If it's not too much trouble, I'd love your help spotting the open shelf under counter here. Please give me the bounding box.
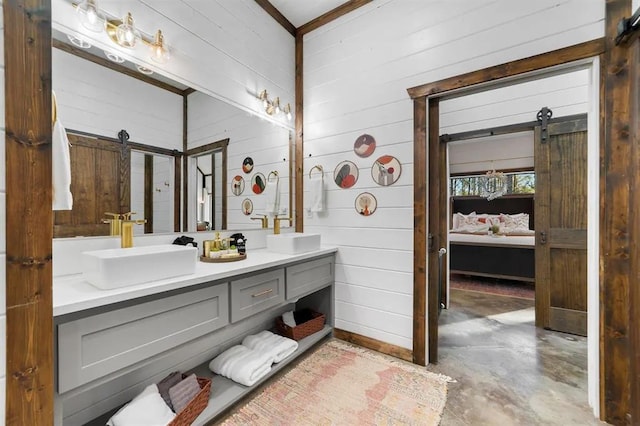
[190,325,333,425]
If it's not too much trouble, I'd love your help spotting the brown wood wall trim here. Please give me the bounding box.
[253,0,296,36]
[630,36,640,426]
[144,155,154,234]
[412,97,427,366]
[426,98,440,364]
[53,39,186,96]
[183,94,188,232]
[4,0,54,424]
[294,33,304,232]
[297,0,373,35]
[334,329,413,362]
[407,38,605,99]
[601,0,633,423]
[174,156,181,232]
[184,138,229,156]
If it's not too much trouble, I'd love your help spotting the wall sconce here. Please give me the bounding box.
[257,90,292,121]
[73,0,172,70]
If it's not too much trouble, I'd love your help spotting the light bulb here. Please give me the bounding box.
[115,12,140,48]
[76,0,105,32]
[274,97,281,114]
[149,30,171,64]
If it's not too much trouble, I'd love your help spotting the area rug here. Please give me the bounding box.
[218,339,451,425]
[450,273,535,299]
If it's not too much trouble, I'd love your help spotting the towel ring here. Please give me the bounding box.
[309,164,324,179]
[268,171,279,182]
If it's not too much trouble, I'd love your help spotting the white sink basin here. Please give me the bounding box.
[266,233,321,254]
[82,245,198,290]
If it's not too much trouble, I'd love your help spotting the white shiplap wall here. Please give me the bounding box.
[187,91,291,231]
[0,1,6,420]
[52,0,295,131]
[303,0,604,350]
[53,49,182,150]
[446,68,590,174]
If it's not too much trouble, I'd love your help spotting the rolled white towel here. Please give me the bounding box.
[242,330,299,363]
[209,345,274,387]
[107,384,175,426]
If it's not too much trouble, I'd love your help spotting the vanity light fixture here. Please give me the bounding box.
[256,90,293,121]
[73,1,173,63]
[75,0,105,32]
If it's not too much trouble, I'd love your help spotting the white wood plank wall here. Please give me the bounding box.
[153,156,173,233]
[52,0,295,129]
[634,0,639,14]
[303,0,604,350]
[187,92,291,231]
[446,68,589,174]
[53,49,182,150]
[0,0,5,418]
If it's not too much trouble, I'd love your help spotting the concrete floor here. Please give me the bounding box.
[428,288,606,425]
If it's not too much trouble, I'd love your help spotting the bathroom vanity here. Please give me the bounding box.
[53,248,337,425]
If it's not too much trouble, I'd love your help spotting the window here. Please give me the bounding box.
[450,171,535,197]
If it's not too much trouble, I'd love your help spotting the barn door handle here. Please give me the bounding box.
[540,231,547,245]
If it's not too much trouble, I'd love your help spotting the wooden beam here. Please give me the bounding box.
[174,155,181,232]
[294,33,304,232]
[407,39,606,99]
[412,97,427,366]
[297,0,373,36]
[184,138,229,157]
[4,0,54,424]
[253,0,296,36]
[601,0,633,423]
[52,38,186,96]
[630,35,640,426]
[183,94,189,232]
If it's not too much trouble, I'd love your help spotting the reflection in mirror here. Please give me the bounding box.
[52,26,293,237]
[192,149,224,231]
[130,151,175,234]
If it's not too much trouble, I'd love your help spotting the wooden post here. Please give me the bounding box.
[4,0,54,424]
[601,0,633,423]
[294,32,304,232]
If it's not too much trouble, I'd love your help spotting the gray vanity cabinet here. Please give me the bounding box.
[57,284,229,393]
[286,256,334,300]
[230,268,285,323]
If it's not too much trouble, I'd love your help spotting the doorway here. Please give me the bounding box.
[410,54,602,415]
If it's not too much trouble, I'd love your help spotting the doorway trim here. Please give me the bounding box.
[407,38,606,416]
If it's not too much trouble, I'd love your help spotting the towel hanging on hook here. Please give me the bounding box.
[52,90,74,210]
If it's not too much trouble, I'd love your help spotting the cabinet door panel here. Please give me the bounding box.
[58,285,229,393]
[230,269,285,323]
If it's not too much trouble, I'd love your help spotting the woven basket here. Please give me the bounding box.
[276,309,325,341]
[168,376,212,426]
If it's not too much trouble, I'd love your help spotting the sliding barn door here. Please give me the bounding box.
[53,134,129,237]
[534,115,588,336]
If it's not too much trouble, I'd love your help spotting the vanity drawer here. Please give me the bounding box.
[57,284,229,393]
[230,269,285,323]
[286,256,334,300]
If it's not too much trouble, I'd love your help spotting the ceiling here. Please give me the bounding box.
[268,0,349,27]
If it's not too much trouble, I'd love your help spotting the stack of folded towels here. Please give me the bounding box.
[107,372,202,426]
[209,330,298,386]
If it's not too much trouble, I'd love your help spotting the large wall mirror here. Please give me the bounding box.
[51,27,292,237]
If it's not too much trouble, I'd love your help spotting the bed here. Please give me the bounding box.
[449,195,535,283]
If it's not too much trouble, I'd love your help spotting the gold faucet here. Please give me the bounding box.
[103,212,122,236]
[273,216,292,235]
[120,219,147,248]
[251,215,269,229]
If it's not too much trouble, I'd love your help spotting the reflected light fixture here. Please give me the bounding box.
[256,90,292,121]
[104,51,125,63]
[150,30,171,64]
[76,0,105,32]
[115,12,140,48]
[136,65,154,75]
[67,34,92,49]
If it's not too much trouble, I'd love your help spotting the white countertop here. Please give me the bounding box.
[53,247,337,317]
